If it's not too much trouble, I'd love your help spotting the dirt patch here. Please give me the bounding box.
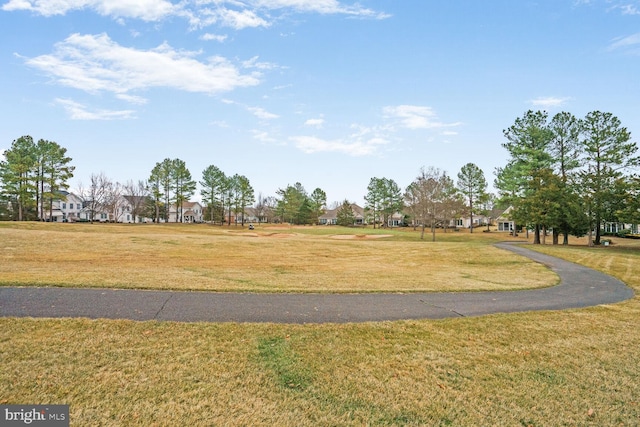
[330,234,392,240]
[263,233,298,238]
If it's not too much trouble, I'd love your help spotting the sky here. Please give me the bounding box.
[1,0,639,206]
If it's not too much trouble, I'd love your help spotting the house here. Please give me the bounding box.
[495,206,515,232]
[40,191,84,222]
[168,201,203,223]
[602,222,640,235]
[386,212,405,227]
[236,207,271,224]
[451,213,490,229]
[319,204,366,226]
[106,196,154,223]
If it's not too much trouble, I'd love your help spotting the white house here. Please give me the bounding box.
[168,201,203,223]
[495,206,515,232]
[41,191,84,222]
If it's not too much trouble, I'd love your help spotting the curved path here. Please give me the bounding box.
[0,243,634,323]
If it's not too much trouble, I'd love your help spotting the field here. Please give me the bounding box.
[1,223,639,426]
[0,222,556,292]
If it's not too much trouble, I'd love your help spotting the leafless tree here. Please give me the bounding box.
[76,172,110,223]
[103,180,125,222]
[124,180,150,223]
[405,167,460,241]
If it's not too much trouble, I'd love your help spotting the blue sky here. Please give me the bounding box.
[1,0,639,206]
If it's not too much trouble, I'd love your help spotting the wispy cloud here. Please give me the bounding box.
[115,94,148,105]
[304,117,325,128]
[55,98,135,120]
[574,0,640,15]
[618,4,640,14]
[529,96,572,109]
[200,33,228,42]
[248,106,279,120]
[2,0,390,27]
[23,33,261,96]
[2,0,176,20]
[290,135,387,156]
[383,105,462,130]
[252,130,279,143]
[291,122,390,156]
[249,0,391,19]
[608,32,640,54]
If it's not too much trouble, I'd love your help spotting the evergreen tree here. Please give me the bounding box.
[579,111,639,245]
[200,164,227,223]
[232,174,255,226]
[171,159,196,223]
[501,110,554,243]
[0,136,38,220]
[336,200,356,226]
[309,188,327,225]
[364,177,385,228]
[39,140,74,221]
[456,163,487,232]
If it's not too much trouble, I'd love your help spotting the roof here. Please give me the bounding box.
[319,203,365,220]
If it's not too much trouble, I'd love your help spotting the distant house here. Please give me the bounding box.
[495,206,515,232]
[120,196,153,223]
[451,213,490,229]
[168,201,203,223]
[108,196,154,223]
[237,207,270,224]
[319,204,366,226]
[40,191,84,222]
[387,212,405,227]
[603,222,640,235]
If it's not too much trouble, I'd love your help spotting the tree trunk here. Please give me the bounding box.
[420,224,425,240]
[594,217,602,245]
[552,229,559,245]
[533,224,541,244]
[563,232,569,245]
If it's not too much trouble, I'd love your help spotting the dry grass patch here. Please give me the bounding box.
[0,222,553,292]
[2,301,639,425]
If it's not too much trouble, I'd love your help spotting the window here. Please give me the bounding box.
[62,203,66,209]
[69,203,74,209]
[498,222,513,232]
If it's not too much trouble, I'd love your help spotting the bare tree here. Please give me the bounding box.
[103,180,125,222]
[77,172,110,223]
[406,167,458,241]
[255,192,276,223]
[123,180,150,223]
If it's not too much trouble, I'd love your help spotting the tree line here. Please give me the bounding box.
[495,110,639,245]
[2,109,638,245]
[0,136,74,221]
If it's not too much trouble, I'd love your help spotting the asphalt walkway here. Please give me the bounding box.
[0,243,634,323]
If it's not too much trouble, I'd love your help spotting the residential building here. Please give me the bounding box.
[40,191,84,222]
[168,201,203,223]
[319,204,366,226]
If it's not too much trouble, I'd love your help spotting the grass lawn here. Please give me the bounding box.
[1,223,639,425]
[0,222,555,292]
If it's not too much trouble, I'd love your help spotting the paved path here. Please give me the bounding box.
[0,243,634,323]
